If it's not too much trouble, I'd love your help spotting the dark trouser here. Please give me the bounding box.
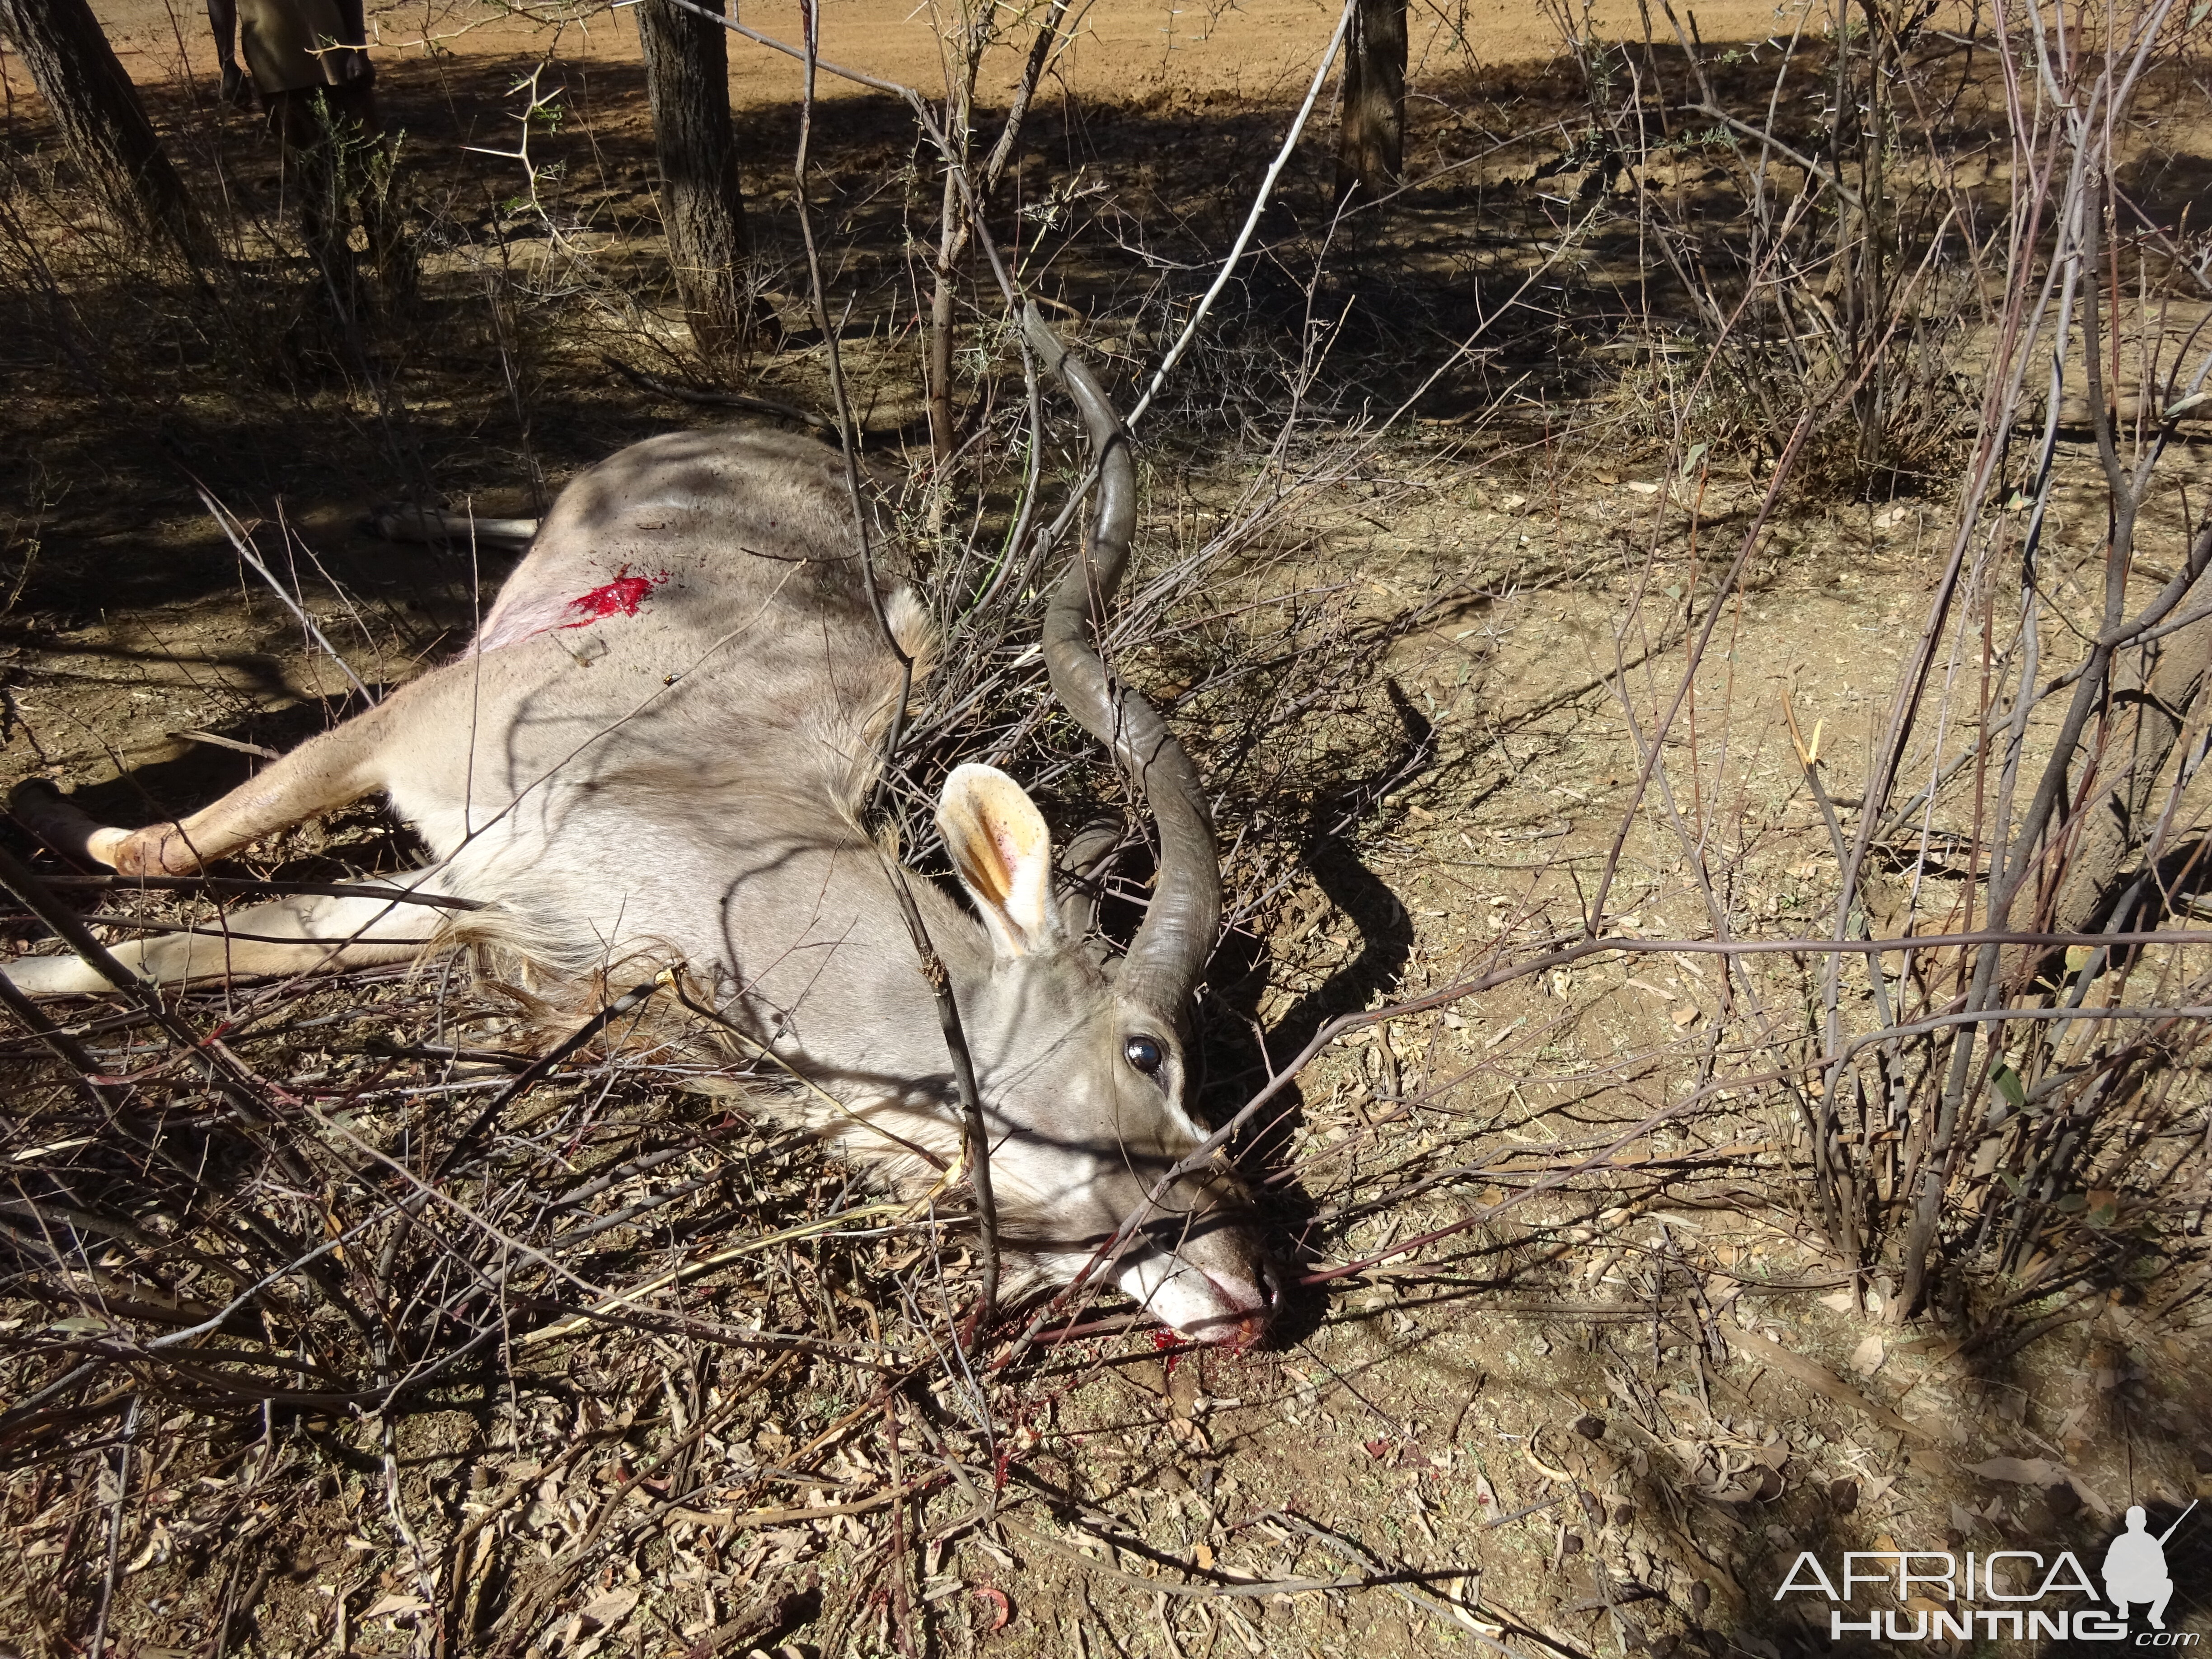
[264,76,413,313]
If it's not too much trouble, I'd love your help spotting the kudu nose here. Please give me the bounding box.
[1231,1254,1285,1348]
[1124,1193,1279,1347]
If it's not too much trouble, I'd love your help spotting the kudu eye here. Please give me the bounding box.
[1123,1035,1166,1077]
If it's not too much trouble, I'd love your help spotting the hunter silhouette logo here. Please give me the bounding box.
[2106,1504,2193,1632]
[1774,1499,2199,1643]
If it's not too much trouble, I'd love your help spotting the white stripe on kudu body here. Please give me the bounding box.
[5,320,1277,1345]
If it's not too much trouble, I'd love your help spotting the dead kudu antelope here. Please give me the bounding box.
[3,317,1279,1345]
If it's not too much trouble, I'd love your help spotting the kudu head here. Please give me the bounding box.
[909,311,1277,1345]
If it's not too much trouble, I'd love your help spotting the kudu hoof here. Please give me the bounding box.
[9,779,108,865]
[8,781,182,875]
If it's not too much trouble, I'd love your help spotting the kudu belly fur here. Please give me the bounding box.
[4,319,1277,1345]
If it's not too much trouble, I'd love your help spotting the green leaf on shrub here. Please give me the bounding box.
[1989,1063,2026,1109]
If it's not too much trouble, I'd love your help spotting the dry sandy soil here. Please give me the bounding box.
[76,0,1828,105]
[3,3,2212,1659]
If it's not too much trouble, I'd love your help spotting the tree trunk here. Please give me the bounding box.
[2046,618,2212,938]
[1334,0,1406,207]
[925,61,975,480]
[926,162,962,477]
[0,0,206,258]
[636,0,750,365]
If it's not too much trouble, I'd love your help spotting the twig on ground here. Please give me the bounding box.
[84,1394,140,1659]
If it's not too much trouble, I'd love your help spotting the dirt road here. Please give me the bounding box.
[75,0,1825,110]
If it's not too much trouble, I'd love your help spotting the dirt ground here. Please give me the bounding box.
[4,3,2212,1658]
[74,0,1833,108]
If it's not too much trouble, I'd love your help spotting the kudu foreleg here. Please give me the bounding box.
[11,704,397,877]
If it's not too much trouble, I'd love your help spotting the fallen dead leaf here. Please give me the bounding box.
[1849,1334,1885,1376]
[972,1586,1011,1633]
[1970,1456,2111,1518]
[2068,1475,2116,1518]
[1968,1456,2067,1486]
[581,1587,641,1628]
[1523,1433,1574,1482]
[1721,1327,1946,1456]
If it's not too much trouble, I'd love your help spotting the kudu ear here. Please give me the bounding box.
[937,764,1061,959]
